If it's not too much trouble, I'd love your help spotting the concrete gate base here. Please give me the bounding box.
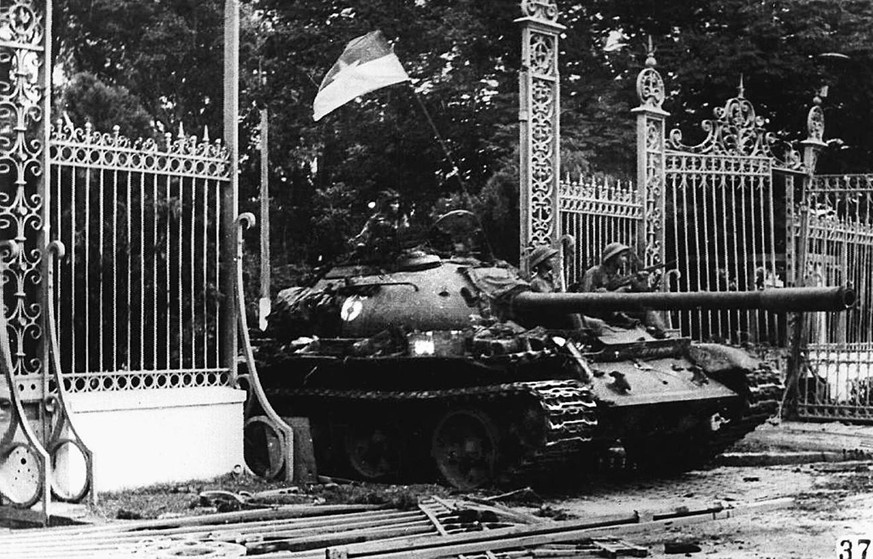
[64,387,246,492]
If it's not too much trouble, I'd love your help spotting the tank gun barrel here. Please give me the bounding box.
[511,286,855,316]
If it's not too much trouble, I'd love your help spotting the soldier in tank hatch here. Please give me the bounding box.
[350,188,410,261]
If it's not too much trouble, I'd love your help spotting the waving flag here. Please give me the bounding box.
[313,30,410,121]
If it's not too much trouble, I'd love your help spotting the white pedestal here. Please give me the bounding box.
[65,387,246,492]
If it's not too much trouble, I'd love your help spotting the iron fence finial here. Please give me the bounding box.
[645,36,656,67]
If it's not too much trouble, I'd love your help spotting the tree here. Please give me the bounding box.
[56,72,155,138]
[53,0,230,133]
[50,0,873,274]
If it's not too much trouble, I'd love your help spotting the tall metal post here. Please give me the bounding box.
[259,109,270,330]
[631,44,669,270]
[40,0,54,443]
[785,95,827,416]
[517,0,564,277]
[222,0,240,379]
[38,0,54,521]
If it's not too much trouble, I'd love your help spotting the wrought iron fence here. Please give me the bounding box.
[558,174,641,287]
[629,49,817,345]
[797,174,873,420]
[48,121,232,392]
[662,151,789,344]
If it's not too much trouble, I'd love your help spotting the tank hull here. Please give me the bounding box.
[255,338,777,487]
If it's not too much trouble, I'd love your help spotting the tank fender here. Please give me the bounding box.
[687,343,761,375]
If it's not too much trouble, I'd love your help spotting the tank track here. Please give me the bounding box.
[266,379,599,475]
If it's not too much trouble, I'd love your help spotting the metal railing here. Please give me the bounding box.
[797,174,873,421]
[663,152,784,344]
[48,121,232,392]
[558,174,641,287]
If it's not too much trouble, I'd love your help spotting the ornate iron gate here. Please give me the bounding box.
[795,174,873,421]
[48,123,231,390]
[0,0,269,522]
[0,0,98,522]
[559,175,641,287]
[0,0,53,520]
[630,52,824,346]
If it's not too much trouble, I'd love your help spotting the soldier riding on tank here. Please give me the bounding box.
[349,188,410,262]
[527,245,559,293]
[580,242,669,338]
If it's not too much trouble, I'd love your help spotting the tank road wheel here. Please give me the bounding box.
[431,409,500,490]
[344,421,402,481]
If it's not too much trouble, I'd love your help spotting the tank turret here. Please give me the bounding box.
[268,257,853,340]
[253,214,852,490]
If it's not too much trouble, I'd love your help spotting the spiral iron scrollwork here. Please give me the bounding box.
[529,74,557,246]
[636,67,665,110]
[667,85,804,170]
[521,0,558,21]
[530,34,556,76]
[0,0,46,379]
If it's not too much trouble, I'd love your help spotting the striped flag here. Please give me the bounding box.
[313,30,411,122]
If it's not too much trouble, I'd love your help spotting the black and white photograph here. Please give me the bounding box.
[1,1,872,557]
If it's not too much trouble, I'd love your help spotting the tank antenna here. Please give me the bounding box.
[407,83,464,183]
[406,83,496,259]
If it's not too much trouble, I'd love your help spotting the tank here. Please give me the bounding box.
[254,213,854,489]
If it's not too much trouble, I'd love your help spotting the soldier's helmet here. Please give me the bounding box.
[529,245,558,270]
[602,242,630,264]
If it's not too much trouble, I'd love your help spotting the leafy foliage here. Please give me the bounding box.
[50,0,873,281]
[57,72,156,139]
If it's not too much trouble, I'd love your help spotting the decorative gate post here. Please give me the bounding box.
[0,0,52,521]
[791,94,826,289]
[784,94,826,416]
[631,44,668,269]
[517,0,564,276]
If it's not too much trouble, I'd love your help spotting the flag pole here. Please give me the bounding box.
[405,83,495,258]
[407,83,463,181]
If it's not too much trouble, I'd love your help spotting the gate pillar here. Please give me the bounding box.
[631,46,669,269]
[517,0,564,276]
[785,95,827,415]
[0,0,94,523]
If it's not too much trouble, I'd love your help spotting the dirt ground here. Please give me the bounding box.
[64,418,873,557]
[80,459,873,558]
[513,462,873,559]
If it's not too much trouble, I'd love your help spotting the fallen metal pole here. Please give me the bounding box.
[322,498,794,559]
[245,520,435,555]
[0,503,388,541]
[0,510,425,554]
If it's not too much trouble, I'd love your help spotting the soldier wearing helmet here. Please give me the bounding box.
[580,242,632,293]
[527,245,559,293]
[350,189,409,261]
[580,242,668,337]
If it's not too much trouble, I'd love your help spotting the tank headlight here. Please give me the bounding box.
[410,333,436,356]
